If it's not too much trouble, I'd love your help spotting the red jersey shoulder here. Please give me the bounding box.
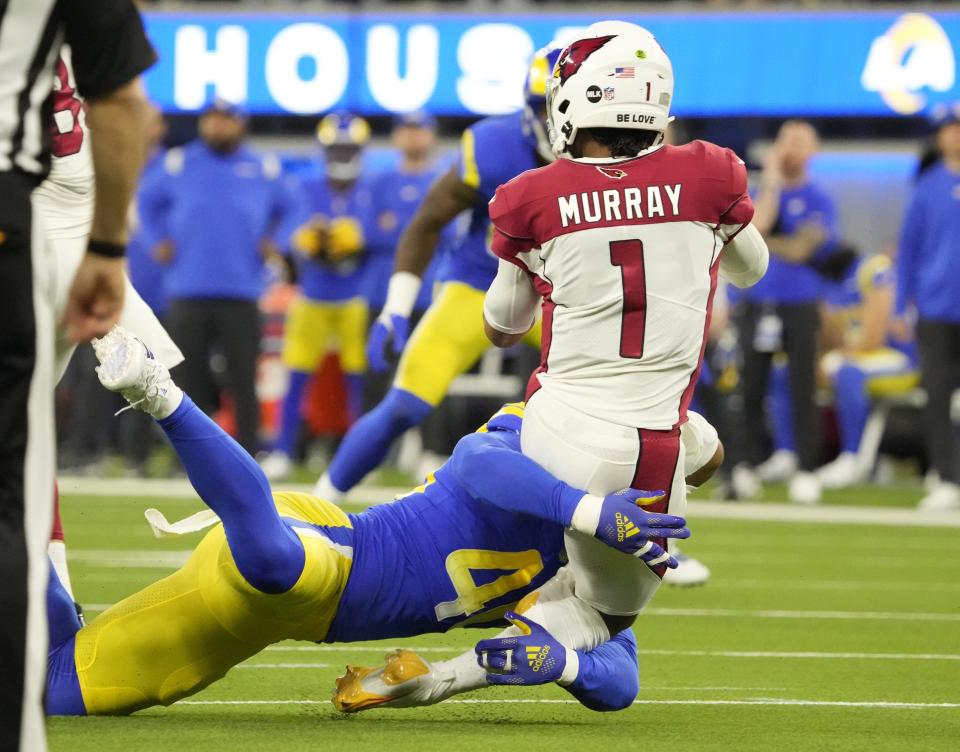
[667,140,746,181]
[490,162,565,238]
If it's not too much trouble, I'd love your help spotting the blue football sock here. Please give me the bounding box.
[159,395,304,593]
[834,364,870,455]
[46,559,81,651]
[276,369,311,457]
[326,388,432,492]
[344,373,365,425]
[45,561,85,716]
[768,363,796,452]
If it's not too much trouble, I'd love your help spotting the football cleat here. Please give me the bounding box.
[756,449,798,483]
[259,450,293,482]
[92,326,182,419]
[788,471,822,505]
[918,481,960,512]
[661,549,711,587]
[333,649,448,713]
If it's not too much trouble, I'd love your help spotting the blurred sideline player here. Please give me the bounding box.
[260,114,374,480]
[313,46,562,500]
[764,249,918,488]
[479,22,767,634]
[44,327,716,716]
[33,51,183,601]
[361,112,451,411]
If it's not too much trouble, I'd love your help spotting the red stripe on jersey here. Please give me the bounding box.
[676,257,721,427]
[609,239,647,359]
[631,427,682,580]
[51,479,64,542]
[525,276,555,400]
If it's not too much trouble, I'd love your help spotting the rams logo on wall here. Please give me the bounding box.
[861,13,956,115]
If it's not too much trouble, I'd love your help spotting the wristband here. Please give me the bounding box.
[87,240,126,259]
[381,271,421,318]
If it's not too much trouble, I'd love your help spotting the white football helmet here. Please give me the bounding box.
[547,20,674,158]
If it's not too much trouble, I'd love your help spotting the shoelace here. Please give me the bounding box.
[113,363,167,416]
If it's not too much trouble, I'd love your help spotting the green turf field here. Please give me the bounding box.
[48,491,960,751]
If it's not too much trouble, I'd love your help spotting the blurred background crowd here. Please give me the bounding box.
[55,1,960,513]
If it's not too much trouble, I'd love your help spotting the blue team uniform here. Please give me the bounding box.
[896,162,960,322]
[323,111,545,493]
[293,175,375,303]
[128,150,170,317]
[138,141,298,302]
[364,164,448,312]
[441,110,540,291]
[45,401,638,715]
[745,181,839,304]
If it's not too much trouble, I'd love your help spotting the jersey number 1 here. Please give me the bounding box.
[610,239,647,359]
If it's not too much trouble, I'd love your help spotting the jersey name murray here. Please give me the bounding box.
[558,183,682,228]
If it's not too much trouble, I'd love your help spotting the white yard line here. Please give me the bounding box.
[176,698,960,709]
[57,476,960,528]
[81,604,960,622]
[644,607,960,622]
[256,645,960,662]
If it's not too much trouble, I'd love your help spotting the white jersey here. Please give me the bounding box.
[31,50,182,375]
[490,140,754,430]
[33,49,94,239]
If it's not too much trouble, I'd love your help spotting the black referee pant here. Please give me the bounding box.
[0,172,56,749]
[735,300,821,472]
[168,297,262,456]
[916,319,960,485]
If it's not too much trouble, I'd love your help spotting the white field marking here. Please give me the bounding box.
[634,649,960,661]
[235,663,330,670]
[58,476,960,528]
[716,579,960,593]
[83,605,960,622]
[69,549,190,568]
[262,645,960,662]
[644,607,960,622]
[176,698,960,709]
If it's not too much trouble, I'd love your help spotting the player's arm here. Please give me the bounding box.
[682,411,724,487]
[895,191,923,316]
[449,430,687,563]
[719,223,769,288]
[483,259,539,347]
[765,223,826,264]
[60,0,156,342]
[367,167,479,370]
[851,264,895,352]
[475,611,639,712]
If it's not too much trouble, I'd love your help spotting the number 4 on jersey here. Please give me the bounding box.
[609,239,647,359]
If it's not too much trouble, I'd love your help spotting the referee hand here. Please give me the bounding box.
[64,253,126,343]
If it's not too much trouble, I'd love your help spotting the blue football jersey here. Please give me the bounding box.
[440,111,541,291]
[324,429,565,643]
[293,176,376,302]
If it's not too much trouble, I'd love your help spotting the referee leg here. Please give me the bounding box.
[916,319,960,484]
[0,174,55,749]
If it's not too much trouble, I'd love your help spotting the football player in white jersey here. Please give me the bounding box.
[480,21,769,632]
[32,49,182,597]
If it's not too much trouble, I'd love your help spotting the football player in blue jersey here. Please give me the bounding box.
[314,45,563,501]
[261,113,377,480]
[44,327,708,717]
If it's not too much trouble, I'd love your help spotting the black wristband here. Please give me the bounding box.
[87,240,126,259]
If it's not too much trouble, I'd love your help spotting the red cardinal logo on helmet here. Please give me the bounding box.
[555,35,617,85]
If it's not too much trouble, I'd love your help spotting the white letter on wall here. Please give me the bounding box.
[174,25,248,109]
[265,23,349,114]
[456,24,534,114]
[367,24,439,112]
